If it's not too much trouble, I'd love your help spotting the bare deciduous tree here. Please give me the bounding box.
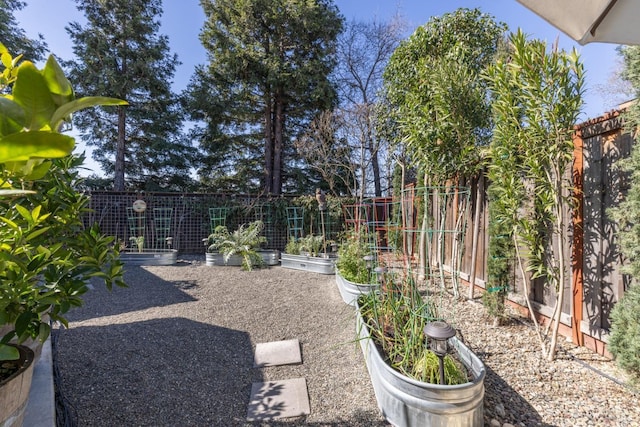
[294,110,357,196]
[334,16,405,198]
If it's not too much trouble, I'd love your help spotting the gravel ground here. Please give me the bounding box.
[53,256,640,427]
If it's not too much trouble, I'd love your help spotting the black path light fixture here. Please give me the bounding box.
[424,320,456,385]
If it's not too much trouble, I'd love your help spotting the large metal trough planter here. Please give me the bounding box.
[356,310,486,427]
[206,250,280,267]
[280,253,335,275]
[335,270,379,306]
[119,249,178,266]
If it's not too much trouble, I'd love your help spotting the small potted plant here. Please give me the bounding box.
[0,45,127,426]
[205,220,274,270]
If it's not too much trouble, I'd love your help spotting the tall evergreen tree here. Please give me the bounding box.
[0,0,47,62]
[185,0,343,195]
[65,0,194,191]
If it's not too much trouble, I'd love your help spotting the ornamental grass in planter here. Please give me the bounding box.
[356,273,485,426]
[357,276,468,384]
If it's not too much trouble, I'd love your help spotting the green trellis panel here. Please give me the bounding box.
[126,207,145,238]
[154,208,173,250]
[286,207,304,240]
[209,207,228,232]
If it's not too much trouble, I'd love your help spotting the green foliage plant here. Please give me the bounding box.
[129,236,144,253]
[206,220,267,271]
[336,229,374,284]
[484,29,584,361]
[483,182,515,324]
[357,274,468,385]
[0,44,126,193]
[607,45,640,380]
[0,155,126,361]
[298,234,325,257]
[382,8,506,290]
[383,8,506,185]
[0,47,127,361]
[284,236,301,255]
[608,284,640,382]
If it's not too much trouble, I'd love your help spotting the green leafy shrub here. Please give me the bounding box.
[0,46,126,361]
[0,156,126,360]
[483,183,514,323]
[609,284,640,381]
[336,230,373,283]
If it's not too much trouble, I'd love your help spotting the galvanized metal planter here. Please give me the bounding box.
[205,250,280,267]
[356,310,486,427]
[280,253,335,275]
[335,271,379,306]
[119,249,178,266]
[259,250,280,266]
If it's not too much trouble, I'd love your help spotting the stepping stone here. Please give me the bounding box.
[246,378,310,421]
[253,339,301,367]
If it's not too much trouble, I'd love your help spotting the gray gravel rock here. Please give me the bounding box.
[53,257,640,426]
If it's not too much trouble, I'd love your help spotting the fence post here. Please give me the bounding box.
[572,125,584,346]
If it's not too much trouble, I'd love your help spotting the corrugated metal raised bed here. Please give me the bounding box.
[205,250,280,267]
[280,253,335,275]
[119,249,178,266]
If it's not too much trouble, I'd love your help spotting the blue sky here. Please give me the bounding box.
[14,0,626,173]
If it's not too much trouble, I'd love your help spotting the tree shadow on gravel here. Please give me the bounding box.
[244,411,392,426]
[54,317,258,426]
[483,364,552,427]
[68,265,198,322]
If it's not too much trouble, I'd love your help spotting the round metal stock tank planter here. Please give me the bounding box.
[0,344,35,427]
[258,250,280,266]
[206,252,241,266]
[120,249,178,266]
[335,270,379,306]
[280,253,335,275]
[356,311,485,427]
[206,250,280,267]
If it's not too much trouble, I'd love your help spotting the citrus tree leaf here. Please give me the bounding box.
[11,61,56,131]
[50,97,128,131]
[0,131,74,162]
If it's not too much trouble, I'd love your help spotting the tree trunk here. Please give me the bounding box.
[370,147,382,197]
[114,106,126,191]
[418,172,429,281]
[469,174,484,300]
[264,94,274,194]
[547,166,567,361]
[272,89,284,195]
